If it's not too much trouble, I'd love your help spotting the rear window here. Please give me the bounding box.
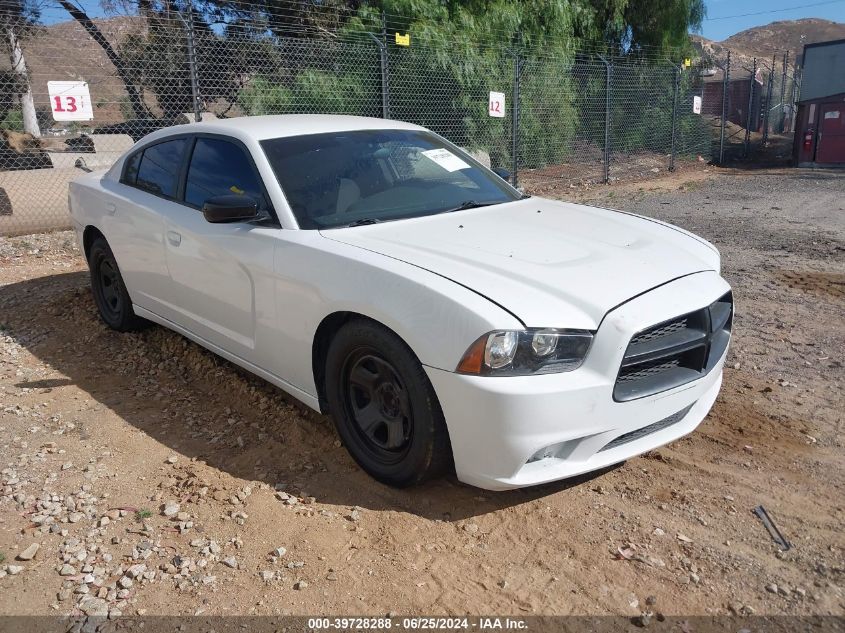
[134,138,187,198]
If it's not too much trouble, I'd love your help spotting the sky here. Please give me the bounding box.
[38,0,845,43]
[700,0,845,40]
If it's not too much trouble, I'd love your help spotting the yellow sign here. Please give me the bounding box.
[684,58,691,67]
[395,32,410,47]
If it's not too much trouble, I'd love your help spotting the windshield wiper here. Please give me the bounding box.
[440,200,497,214]
[345,218,381,227]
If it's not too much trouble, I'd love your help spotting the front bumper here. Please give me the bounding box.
[426,271,731,490]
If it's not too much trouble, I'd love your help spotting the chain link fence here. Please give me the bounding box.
[0,0,792,236]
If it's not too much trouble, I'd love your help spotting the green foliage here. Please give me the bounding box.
[239,71,376,116]
[1,109,24,133]
[134,508,152,521]
[0,551,5,564]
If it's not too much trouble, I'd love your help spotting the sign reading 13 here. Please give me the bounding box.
[47,81,94,121]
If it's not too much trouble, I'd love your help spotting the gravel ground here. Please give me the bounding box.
[0,167,843,618]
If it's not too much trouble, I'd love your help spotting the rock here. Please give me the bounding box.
[6,565,23,575]
[126,564,146,579]
[166,455,178,464]
[463,523,479,534]
[766,583,778,594]
[118,576,133,589]
[652,528,665,536]
[162,501,180,517]
[676,533,693,543]
[645,596,657,606]
[294,580,308,590]
[98,517,110,527]
[634,611,654,627]
[79,597,109,617]
[259,571,276,582]
[221,557,238,569]
[16,543,40,561]
[272,547,287,558]
[59,564,76,576]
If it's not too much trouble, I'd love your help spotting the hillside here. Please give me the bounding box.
[692,18,845,68]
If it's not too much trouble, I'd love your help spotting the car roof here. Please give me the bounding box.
[152,114,427,142]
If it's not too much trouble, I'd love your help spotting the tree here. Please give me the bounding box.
[1,0,40,136]
[57,0,151,118]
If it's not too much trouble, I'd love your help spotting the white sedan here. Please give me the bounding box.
[69,115,732,490]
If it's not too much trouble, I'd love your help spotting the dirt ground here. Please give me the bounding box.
[0,166,843,619]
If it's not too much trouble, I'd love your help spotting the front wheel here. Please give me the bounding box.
[88,237,148,332]
[325,320,452,487]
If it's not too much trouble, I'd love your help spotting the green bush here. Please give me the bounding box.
[1,109,24,133]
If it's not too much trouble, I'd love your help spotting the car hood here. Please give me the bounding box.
[321,197,719,329]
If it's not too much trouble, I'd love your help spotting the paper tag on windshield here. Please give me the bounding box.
[421,148,470,172]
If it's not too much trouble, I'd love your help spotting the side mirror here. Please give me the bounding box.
[492,167,511,182]
[202,195,259,223]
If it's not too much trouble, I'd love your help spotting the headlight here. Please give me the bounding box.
[457,329,594,376]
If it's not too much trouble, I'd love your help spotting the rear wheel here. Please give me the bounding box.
[325,320,452,487]
[88,237,148,332]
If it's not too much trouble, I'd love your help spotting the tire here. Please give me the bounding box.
[325,319,452,487]
[88,237,148,332]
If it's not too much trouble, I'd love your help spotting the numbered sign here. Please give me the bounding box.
[48,81,94,121]
[693,95,702,115]
[488,91,505,118]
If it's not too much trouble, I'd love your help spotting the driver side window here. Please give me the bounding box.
[185,137,266,209]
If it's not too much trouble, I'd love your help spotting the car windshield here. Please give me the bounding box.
[260,129,520,229]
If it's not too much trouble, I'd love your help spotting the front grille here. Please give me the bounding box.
[599,404,695,452]
[613,292,732,401]
[630,318,688,345]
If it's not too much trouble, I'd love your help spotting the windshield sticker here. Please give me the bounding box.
[421,148,470,172]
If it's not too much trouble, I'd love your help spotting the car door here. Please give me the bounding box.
[102,136,189,315]
[157,134,279,365]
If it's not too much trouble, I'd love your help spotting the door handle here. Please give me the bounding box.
[105,203,116,216]
[166,230,182,247]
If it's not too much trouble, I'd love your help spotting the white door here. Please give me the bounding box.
[158,136,278,364]
[103,137,189,314]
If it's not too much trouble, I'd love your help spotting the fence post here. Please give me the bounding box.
[787,65,798,133]
[719,51,730,165]
[743,57,756,157]
[669,62,680,171]
[779,51,788,133]
[761,54,775,146]
[184,5,201,123]
[598,55,611,183]
[367,29,390,119]
[511,49,521,189]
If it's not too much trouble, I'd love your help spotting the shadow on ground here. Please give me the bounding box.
[0,271,618,522]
